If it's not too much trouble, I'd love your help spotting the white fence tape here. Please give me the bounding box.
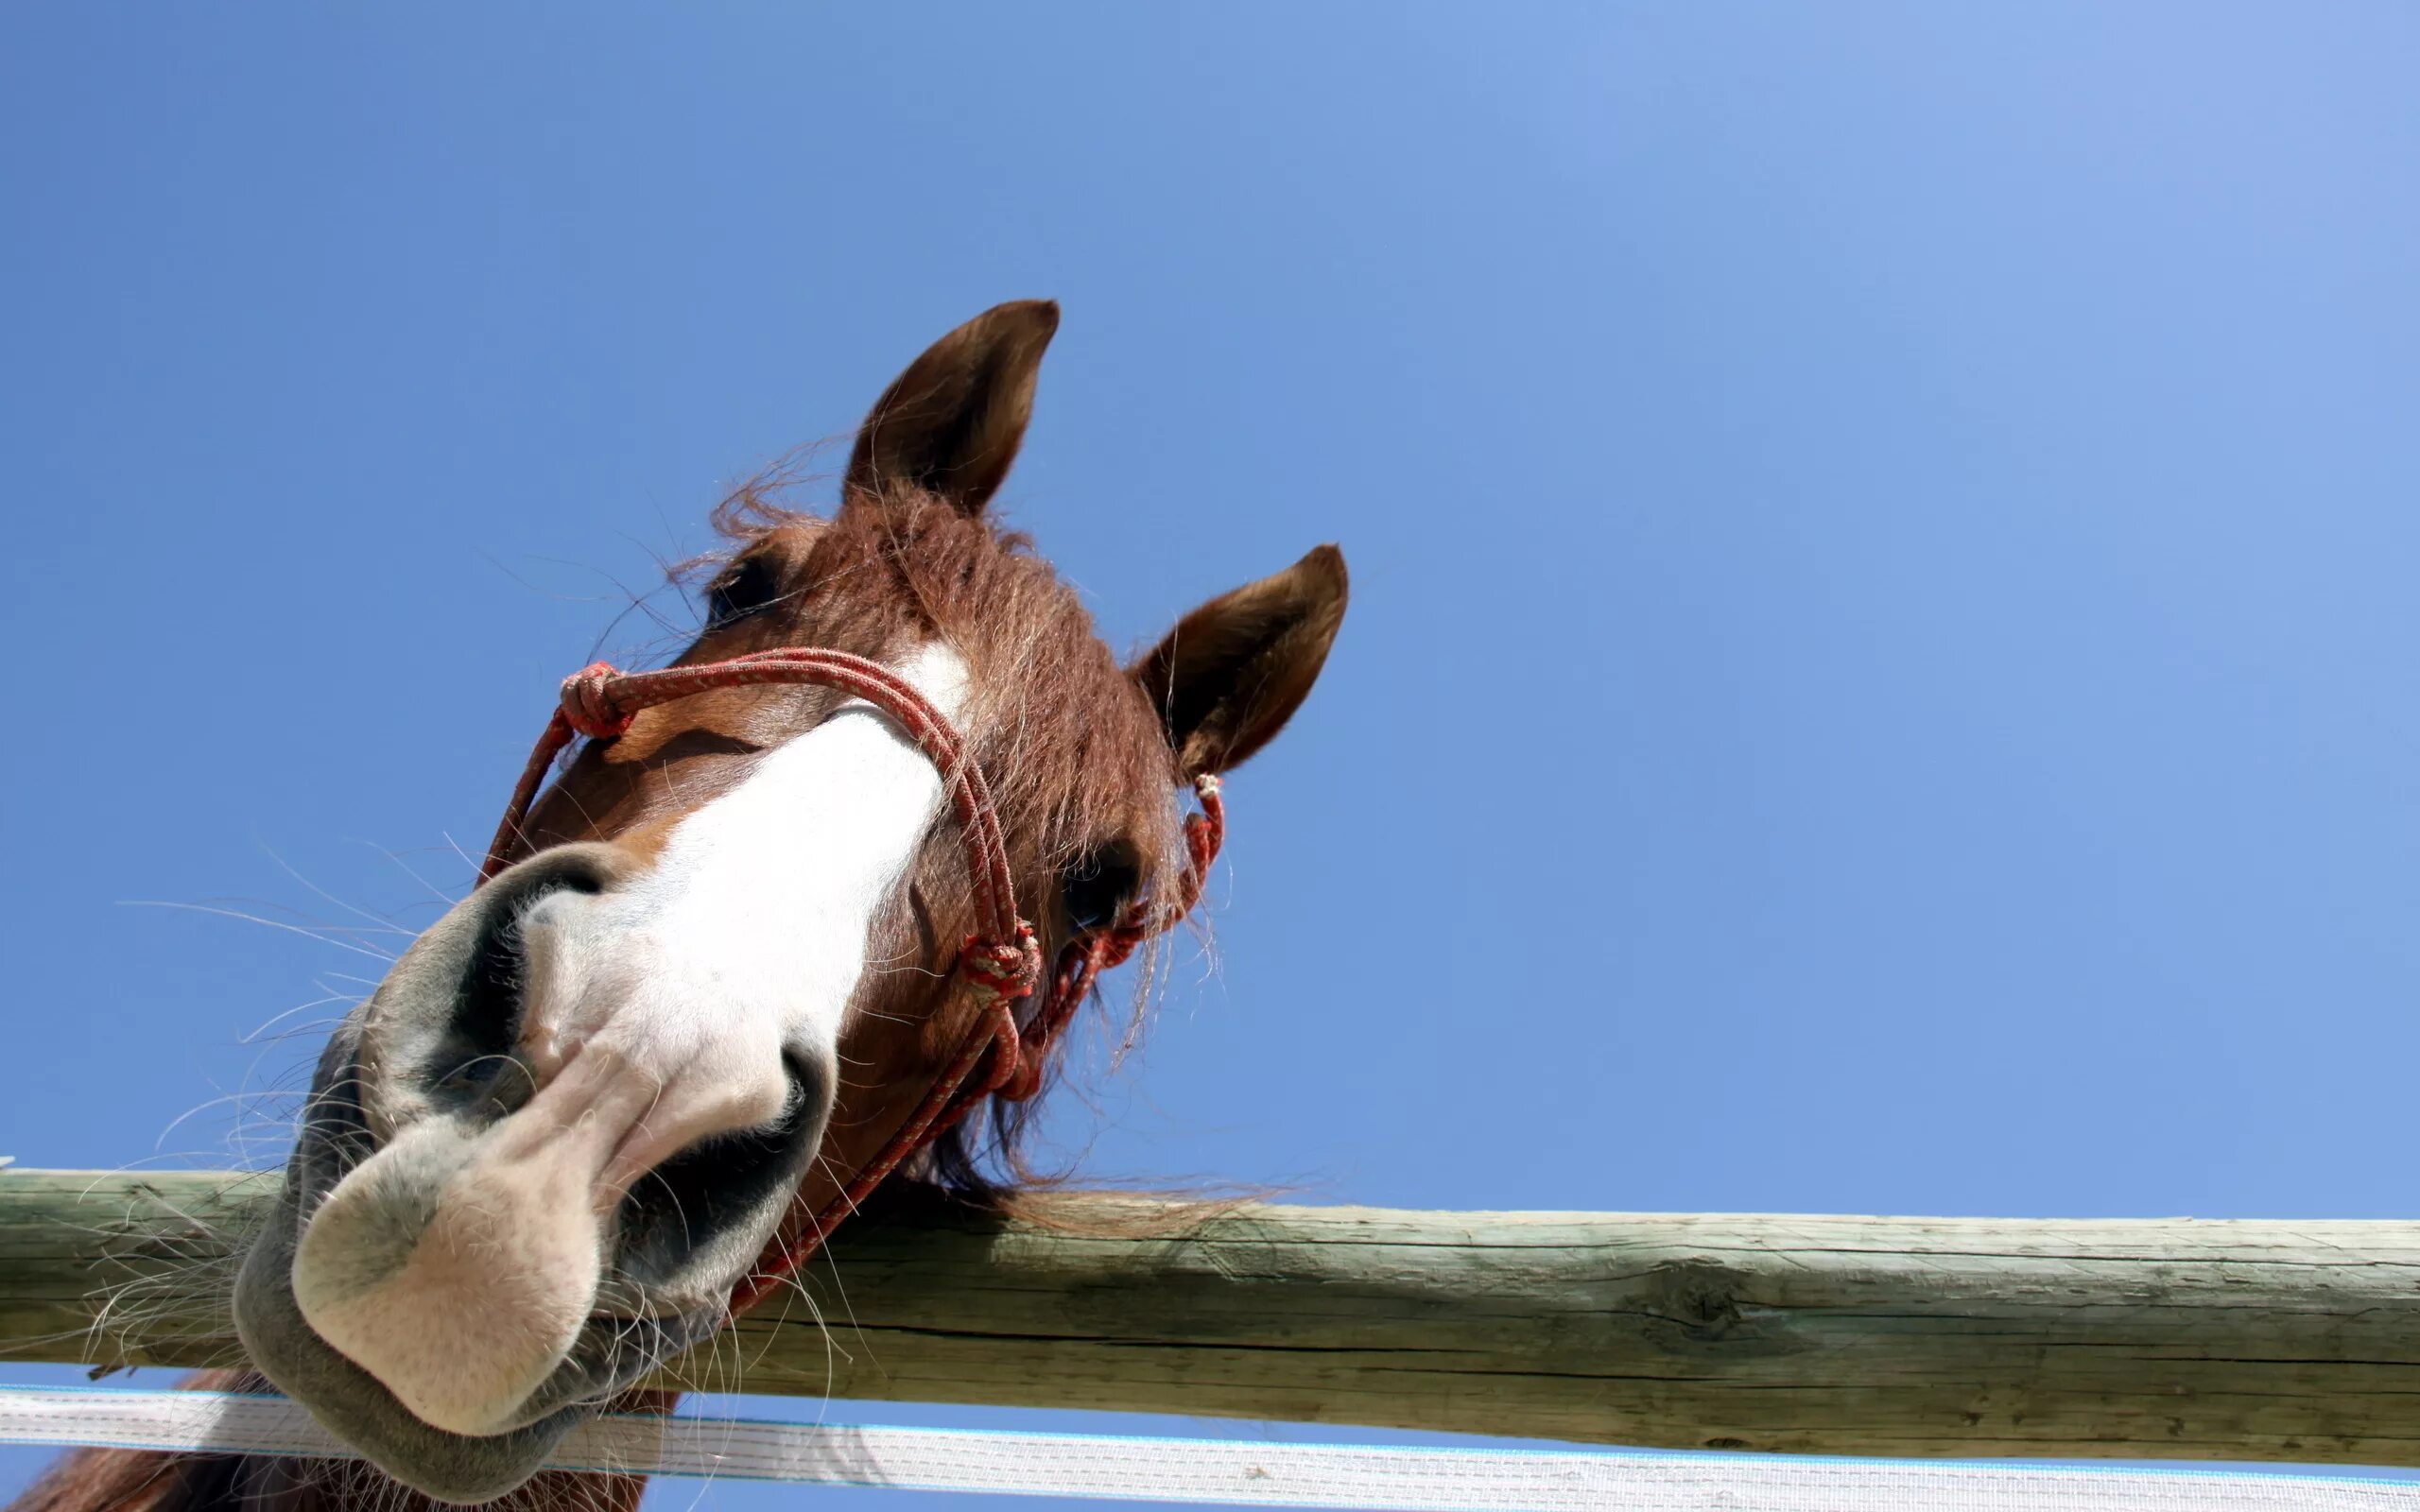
[1,1387,2413,1511]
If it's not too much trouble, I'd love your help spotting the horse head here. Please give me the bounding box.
[229,301,1348,1502]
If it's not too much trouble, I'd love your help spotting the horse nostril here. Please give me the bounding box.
[422,907,531,1110]
[425,853,612,1110]
[460,915,526,1050]
[610,1047,835,1293]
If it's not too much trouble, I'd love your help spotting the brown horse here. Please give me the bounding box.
[14,301,1347,1511]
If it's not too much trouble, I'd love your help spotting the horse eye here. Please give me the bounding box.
[706,557,781,627]
[1062,847,1141,934]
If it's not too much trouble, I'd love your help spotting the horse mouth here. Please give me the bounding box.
[222,835,838,1500]
[229,1028,739,1503]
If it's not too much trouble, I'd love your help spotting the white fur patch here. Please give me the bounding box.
[517,640,970,1193]
[294,642,969,1436]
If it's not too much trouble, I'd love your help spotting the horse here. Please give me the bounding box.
[12,300,1348,1511]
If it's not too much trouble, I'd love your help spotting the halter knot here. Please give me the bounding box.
[957,926,1042,1006]
[560,662,635,739]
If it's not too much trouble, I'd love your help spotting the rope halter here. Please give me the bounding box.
[476,646,1225,1315]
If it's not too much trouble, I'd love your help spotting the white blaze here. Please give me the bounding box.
[520,641,970,1191]
[293,643,968,1437]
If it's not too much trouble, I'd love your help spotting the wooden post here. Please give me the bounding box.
[4,1169,2417,1468]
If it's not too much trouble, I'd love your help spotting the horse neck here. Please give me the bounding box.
[7,1372,653,1512]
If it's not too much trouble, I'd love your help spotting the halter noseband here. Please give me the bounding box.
[478,647,1224,1315]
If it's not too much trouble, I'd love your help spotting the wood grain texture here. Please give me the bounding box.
[5,1169,2417,1467]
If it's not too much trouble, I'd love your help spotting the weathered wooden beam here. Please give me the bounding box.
[3,1168,2417,1468]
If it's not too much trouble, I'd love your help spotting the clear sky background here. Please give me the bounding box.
[5,4,2418,1506]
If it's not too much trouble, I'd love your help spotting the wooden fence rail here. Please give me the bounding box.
[3,1168,2417,1468]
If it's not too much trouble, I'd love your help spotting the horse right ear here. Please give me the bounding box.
[1132,545,1349,781]
[845,300,1059,517]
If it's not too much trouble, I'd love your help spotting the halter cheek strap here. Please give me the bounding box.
[478,649,1224,1316]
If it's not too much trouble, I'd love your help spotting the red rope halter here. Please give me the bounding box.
[477,648,1224,1316]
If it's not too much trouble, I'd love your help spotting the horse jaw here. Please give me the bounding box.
[284,643,969,1441]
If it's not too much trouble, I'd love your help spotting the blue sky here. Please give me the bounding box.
[5,3,2418,1505]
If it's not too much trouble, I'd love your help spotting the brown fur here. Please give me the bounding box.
[16,302,1347,1511]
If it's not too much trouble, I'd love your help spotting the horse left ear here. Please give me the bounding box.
[845,300,1060,516]
[1132,544,1349,780]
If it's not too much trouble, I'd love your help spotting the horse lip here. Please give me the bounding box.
[236,1174,585,1502]
[235,1034,700,1501]
[239,1203,684,1500]
[300,1056,724,1375]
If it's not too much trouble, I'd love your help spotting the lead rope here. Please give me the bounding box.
[480,650,1224,1317]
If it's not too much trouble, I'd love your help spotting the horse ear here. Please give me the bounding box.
[1132,544,1349,780]
[845,300,1060,516]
